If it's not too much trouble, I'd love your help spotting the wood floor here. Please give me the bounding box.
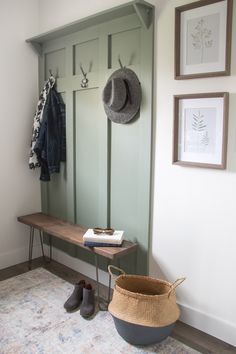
[0,257,235,354]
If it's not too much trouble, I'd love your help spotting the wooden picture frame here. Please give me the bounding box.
[173,92,229,169]
[175,0,233,79]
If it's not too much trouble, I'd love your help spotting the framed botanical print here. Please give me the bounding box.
[175,0,233,79]
[173,92,229,169]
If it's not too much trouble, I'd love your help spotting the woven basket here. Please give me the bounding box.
[108,265,185,328]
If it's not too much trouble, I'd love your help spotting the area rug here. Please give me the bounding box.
[0,268,200,354]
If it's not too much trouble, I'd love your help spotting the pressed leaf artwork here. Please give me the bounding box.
[201,131,210,146]
[191,18,213,63]
[184,107,216,154]
[186,13,220,65]
[192,111,207,132]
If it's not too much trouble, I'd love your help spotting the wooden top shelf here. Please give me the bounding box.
[26,0,154,54]
[18,212,137,260]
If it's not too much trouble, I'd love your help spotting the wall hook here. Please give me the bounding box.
[49,68,59,79]
[80,63,89,88]
[118,55,125,69]
[48,69,56,87]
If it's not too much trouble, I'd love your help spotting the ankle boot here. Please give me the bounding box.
[64,280,85,312]
[80,284,95,318]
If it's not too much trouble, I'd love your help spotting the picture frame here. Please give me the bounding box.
[173,92,229,169]
[175,0,233,79]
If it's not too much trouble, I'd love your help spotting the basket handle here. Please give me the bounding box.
[108,265,126,280]
[168,277,186,298]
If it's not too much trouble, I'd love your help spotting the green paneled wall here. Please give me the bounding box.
[38,8,153,275]
[75,89,103,227]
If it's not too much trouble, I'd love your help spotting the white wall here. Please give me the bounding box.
[38,0,141,33]
[0,0,41,268]
[150,0,236,347]
[36,0,235,346]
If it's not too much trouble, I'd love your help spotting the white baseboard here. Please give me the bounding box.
[179,302,236,347]
[0,243,42,270]
[0,242,111,284]
[47,245,112,287]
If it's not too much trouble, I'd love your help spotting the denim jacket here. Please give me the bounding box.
[34,87,66,181]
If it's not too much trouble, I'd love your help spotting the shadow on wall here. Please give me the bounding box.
[155,0,169,20]
[149,256,189,305]
[227,1,236,172]
[230,2,236,77]
[226,93,236,173]
[149,256,167,280]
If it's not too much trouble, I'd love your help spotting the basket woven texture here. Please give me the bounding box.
[108,266,185,328]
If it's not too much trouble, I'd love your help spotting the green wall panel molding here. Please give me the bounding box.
[31,2,154,275]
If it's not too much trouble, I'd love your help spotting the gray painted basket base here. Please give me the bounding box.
[112,315,176,346]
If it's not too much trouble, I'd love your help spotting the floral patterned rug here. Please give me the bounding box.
[0,268,200,354]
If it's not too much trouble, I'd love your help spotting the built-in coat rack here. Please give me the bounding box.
[26,0,154,276]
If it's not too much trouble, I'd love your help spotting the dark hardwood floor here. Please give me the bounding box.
[0,257,235,354]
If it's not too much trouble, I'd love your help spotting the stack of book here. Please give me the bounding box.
[83,228,124,247]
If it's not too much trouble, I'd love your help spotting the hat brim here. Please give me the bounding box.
[103,68,142,124]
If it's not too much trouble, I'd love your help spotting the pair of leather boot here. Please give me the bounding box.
[64,280,95,318]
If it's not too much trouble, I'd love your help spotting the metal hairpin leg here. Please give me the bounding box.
[94,255,113,310]
[94,254,102,309]
[28,227,34,270]
[28,227,48,269]
[49,235,52,261]
[107,259,112,304]
[39,230,45,261]
[95,254,111,311]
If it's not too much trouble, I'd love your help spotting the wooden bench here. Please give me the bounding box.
[17,212,137,306]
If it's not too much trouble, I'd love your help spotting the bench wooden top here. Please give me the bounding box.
[18,213,137,260]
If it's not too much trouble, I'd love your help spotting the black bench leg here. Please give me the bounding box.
[29,228,49,269]
[95,254,101,308]
[28,227,34,270]
[108,268,111,303]
[95,255,113,311]
[95,254,107,311]
[49,235,52,261]
[39,230,46,262]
